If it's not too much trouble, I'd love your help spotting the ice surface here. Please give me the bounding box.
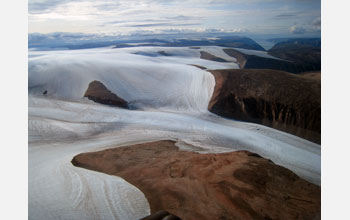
[29,46,320,220]
[199,46,238,62]
[232,47,282,60]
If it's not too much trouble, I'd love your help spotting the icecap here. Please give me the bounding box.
[232,47,282,60]
[198,46,238,62]
[29,46,321,220]
[29,46,241,111]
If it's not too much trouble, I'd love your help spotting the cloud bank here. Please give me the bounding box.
[29,0,321,36]
[289,16,321,34]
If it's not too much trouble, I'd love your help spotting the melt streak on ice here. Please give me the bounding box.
[29,46,320,220]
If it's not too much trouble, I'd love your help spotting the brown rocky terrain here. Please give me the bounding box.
[208,69,321,143]
[268,42,321,73]
[200,51,228,62]
[189,64,207,70]
[300,71,321,80]
[223,48,299,73]
[222,39,321,74]
[141,210,181,220]
[84,80,128,108]
[72,140,321,220]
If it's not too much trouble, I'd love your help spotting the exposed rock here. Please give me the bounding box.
[158,51,171,56]
[141,210,181,220]
[72,140,320,220]
[300,71,321,80]
[200,51,228,62]
[222,38,321,74]
[189,64,207,70]
[223,48,299,73]
[208,69,320,143]
[84,80,128,108]
[268,42,321,73]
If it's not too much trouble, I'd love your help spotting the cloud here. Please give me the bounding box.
[123,22,201,28]
[105,15,202,26]
[289,16,320,34]
[29,0,320,35]
[275,14,296,19]
[289,25,306,34]
[311,17,321,31]
[29,0,78,14]
[29,32,97,45]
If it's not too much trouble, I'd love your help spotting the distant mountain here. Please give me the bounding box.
[29,32,266,51]
[113,36,266,51]
[223,48,299,73]
[268,38,321,73]
[267,38,321,48]
[219,38,321,73]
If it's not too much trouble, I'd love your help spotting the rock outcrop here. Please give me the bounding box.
[200,51,228,62]
[208,69,321,143]
[268,41,321,73]
[222,38,321,74]
[72,140,321,220]
[141,210,181,220]
[84,80,128,108]
[223,48,299,73]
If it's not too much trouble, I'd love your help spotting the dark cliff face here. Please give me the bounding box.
[208,69,321,144]
[84,80,129,108]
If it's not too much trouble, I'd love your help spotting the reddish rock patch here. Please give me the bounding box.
[208,69,321,144]
[72,140,320,220]
[84,80,128,108]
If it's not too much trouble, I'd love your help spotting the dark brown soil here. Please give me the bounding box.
[223,49,299,73]
[200,51,228,62]
[208,69,321,144]
[72,140,320,220]
[84,80,128,108]
[300,71,321,80]
[141,210,181,220]
[268,43,321,73]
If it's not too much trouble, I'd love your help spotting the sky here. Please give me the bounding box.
[29,0,321,37]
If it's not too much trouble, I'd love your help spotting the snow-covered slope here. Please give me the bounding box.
[29,46,243,111]
[232,47,282,59]
[28,46,321,220]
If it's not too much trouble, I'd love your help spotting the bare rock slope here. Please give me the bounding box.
[267,39,321,73]
[72,140,320,220]
[208,69,321,143]
[223,48,299,73]
[222,39,321,74]
[84,80,128,108]
[200,51,228,62]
